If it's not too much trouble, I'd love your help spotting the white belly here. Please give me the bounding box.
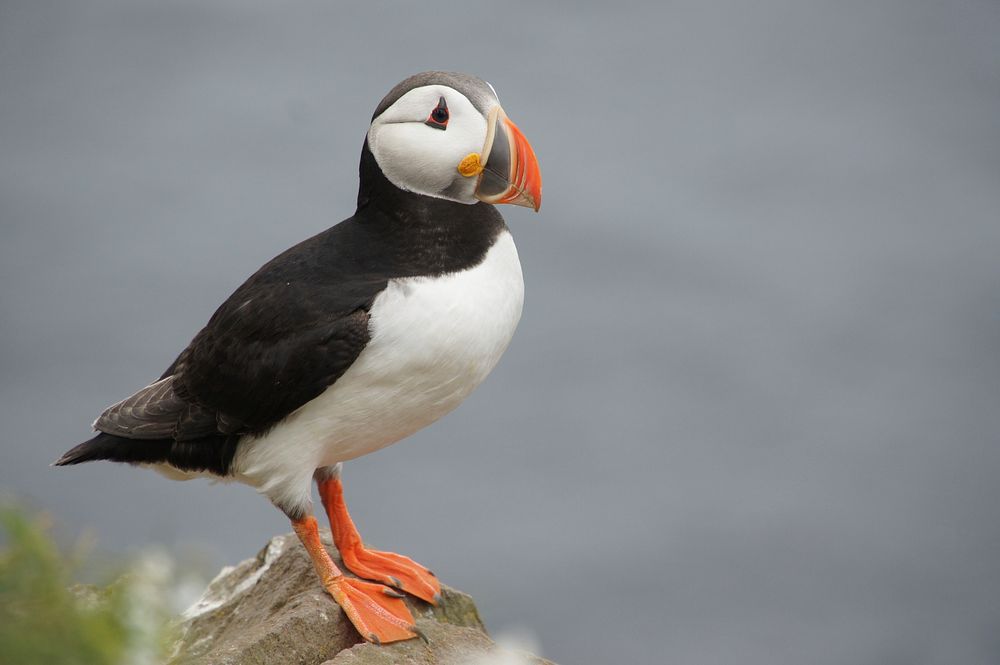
[230,231,523,508]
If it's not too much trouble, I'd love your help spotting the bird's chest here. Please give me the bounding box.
[366,232,524,389]
[294,231,524,463]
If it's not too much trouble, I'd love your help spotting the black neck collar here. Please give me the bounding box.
[356,139,487,223]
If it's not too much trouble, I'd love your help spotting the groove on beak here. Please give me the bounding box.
[474,106,542,211]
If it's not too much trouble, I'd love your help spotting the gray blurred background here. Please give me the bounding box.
[2,1,999,663]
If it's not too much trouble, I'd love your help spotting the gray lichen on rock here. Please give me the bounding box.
[168,531,554,665]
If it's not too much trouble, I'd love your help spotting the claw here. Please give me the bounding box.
[330,577,418,644]
[341,548,441,604]
[383,587,406,599]
[318,476,441,605]
[410,625,429,644]
[291,515,420,645]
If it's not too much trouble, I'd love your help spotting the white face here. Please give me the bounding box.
[368,85,493,204]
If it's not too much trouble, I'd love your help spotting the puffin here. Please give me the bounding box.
[55,71,541,645]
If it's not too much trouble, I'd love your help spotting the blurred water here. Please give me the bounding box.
[2,2,999,663]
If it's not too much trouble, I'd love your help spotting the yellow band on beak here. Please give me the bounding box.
[457,152,484,177]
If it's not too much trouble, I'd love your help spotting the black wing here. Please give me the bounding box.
[58,220,389,474]
[111,231,385,433]
[57,169,509,474]
[94,303,372,442]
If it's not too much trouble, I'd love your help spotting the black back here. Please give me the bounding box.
[56,140,507,475]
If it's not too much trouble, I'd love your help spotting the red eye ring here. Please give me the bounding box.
[425,96,449,129]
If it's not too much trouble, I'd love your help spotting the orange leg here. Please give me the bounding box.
[291,515,420,644]
[317,476,441,605]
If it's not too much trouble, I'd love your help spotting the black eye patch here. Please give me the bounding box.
[425,97,449,130]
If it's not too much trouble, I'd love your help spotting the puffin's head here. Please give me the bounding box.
[367,71,541,211]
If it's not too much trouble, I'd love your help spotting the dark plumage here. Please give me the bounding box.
[55,143,506,475]
[55,70,541,645]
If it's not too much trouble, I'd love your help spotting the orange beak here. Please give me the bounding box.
[474,106,542,211]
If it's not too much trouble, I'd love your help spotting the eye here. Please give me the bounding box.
[424,96,449,129]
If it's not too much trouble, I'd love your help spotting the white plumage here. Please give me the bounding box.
[368,84,491,204]
[229,230,524,510]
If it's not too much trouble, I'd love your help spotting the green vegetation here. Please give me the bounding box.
[0,506,175,665]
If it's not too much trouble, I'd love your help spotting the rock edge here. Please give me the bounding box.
[168,531,555,665]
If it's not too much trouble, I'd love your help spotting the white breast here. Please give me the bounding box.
[231,230,524,509]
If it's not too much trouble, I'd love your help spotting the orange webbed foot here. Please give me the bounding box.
[341,544,441,605]
[325,575,422,644]
[318,475,442,605]
[292,515,422,645]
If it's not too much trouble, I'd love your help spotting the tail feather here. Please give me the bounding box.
[53,431,240,476]
[53,432,172,467]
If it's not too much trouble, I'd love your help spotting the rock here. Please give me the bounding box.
[169,531,555,665]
